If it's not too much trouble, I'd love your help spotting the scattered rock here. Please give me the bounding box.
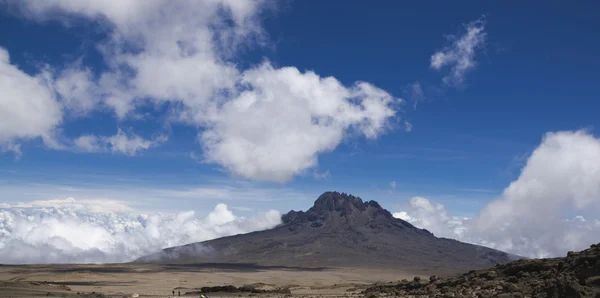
[188,283,291,295]
[586,276,600,287]
[363,242,600,297]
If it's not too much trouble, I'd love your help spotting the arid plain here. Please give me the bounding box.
[0,263,421,298]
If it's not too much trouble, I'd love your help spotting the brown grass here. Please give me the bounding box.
[0,263,422,297]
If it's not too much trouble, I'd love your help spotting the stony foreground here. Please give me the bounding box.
[364,243,600,298]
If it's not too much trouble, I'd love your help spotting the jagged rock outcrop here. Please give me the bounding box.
[137,191,519,272]
[363,243,600,297]
[281,192,431,234]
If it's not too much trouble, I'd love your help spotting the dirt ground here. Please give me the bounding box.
[0,263,421,298]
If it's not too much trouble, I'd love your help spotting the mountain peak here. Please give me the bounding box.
[310,191,387,213]
[312,191,367,212]
[281,191,414,231]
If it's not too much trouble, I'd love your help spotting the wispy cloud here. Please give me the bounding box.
[0,143,22,159]
[0,178,315,213]
[451,188,498,194]
[313,169,331,180]
[74,129,167,156]
[407,81,425,110]
[430,17,487,86]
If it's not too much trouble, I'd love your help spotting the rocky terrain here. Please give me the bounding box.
[184,283,292,295]
[137,191,519,273]
[363,242,600,297]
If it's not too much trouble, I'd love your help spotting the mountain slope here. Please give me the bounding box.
[137,192,519,272]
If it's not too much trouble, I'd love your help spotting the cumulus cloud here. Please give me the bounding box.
[199,64,397,182]
[3,0,400,182]
[0,47,63,148]
[7,0,260,119]
[0,198,281,264]
[74,129,166,156]
[395,130,600,258]
[430,18,486,86]
[393,197,469,240]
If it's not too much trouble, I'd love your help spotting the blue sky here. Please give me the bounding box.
[1,0,599,214]
[1,0,600,261]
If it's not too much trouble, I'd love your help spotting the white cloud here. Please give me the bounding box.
[74,129,166,156]
[394,196,469,240]
[74,135,102,152]
[430,18,486,86]
[1,142,22,158]
[107,130,166,156]
[199,64,398,182]
[4,1,400,182]
[13,0,260,119]
[0,197,281,264]
[0,47,63,148]
[395,130,600,258]
[390,181,397,189]
[54,65,100,114]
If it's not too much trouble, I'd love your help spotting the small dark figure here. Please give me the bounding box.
[172,290,175,296]
[178,291,181,296]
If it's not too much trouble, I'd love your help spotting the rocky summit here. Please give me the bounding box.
[137,191,519,273]
[363,243,600,298]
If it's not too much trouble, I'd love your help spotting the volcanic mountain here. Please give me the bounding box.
[137,192,519,272]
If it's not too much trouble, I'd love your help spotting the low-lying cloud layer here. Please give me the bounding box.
[395,130,600,258]
[0,199,281,264]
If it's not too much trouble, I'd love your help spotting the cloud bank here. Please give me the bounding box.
[1,0,400,182]
[0,198,281,264]
[395,130,600,258]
